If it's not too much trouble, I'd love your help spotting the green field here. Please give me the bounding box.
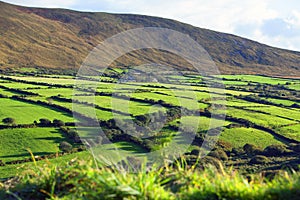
[220,107,295,128]
[261,97,299,106]
[220,127,284,148]
[0,73,299,183]
[275,124,300,140]
[0,98,74,124]
[218,75,296,85]
[0,151,91,178]
[0,128,69,162]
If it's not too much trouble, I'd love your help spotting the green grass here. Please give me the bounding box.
[0,151,91,179]
[0,81,48,89]
[170,116,231,132]
[0,88,19,97]
[75,95,167,116]
[275,124,300,141]
[286,83,300,91]
[222,80,249,85]
[213,98,270,107]
[0,98,74,124]
[26,87,75,98]
[220,127,284,148]
[18,67,39,73]
[7,76,77,85]
[0,128,69,162]
[2,158,300,199]
[249,106,300,121]
[218,75,297,85]
[0,140,144,179]
[261,97,299,106]
[218,107,295,129]
[192,85,253,96]
[130,92,207,110]
[0,74,300,198]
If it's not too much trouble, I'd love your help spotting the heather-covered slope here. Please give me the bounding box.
[1,1,300,75]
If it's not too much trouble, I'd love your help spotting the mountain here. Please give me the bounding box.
[0,1,300,76]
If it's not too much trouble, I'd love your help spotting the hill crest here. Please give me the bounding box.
[0,1,300,76]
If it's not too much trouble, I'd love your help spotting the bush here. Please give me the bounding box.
[217,140,232,152]
[190,146,201,156]
[59,141,72,152]
[263,144,288,157]
[208,149,228,161]
[2,117,15,125]
[289,143,300,153]
[53,119,65,127]
[231,147,245,156]
[261,170,286,180]
[249,155,270,164]
[39,118,52,126]
[243,143,262,156]
[197,156,224,173]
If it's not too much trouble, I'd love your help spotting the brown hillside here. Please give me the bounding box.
[0,1,300,76]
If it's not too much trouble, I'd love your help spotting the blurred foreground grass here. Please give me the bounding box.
[1,156,300,200]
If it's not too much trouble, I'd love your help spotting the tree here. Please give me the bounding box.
[2,117,15,125]
[53,119,65,127]
[39,118,51,126]
[59,141,72,152]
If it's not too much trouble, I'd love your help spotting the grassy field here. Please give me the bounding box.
[248,106,300,121]
[0,140,145,178]
[218,75,296,85]
[0,81,49,89]
[0,98,74,124]
[275,124,300,140]
[0,73,299,198]
[220,127,284,148]
[0,88,19,97]
[261,97,299,106]
[220,107,295,128]
[170,116,231,132]
[0,151,91,178]
[0,128,70,162]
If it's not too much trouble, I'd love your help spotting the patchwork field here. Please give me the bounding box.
[0,72,299,180]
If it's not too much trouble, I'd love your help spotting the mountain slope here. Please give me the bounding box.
[0,1,300,76]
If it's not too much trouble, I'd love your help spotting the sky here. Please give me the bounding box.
[3,0,300,51]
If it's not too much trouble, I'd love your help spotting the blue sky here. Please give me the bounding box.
[3,0,300,51]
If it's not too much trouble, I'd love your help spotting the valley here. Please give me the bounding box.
[0,69,299,180]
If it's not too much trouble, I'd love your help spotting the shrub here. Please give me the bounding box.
[197,156,224,173]
[2,117,15,125]
[289,143,300,153]
[59,141,72,152]
[190,146,201,156]
[39,118,52,126]
[217,140,232,152]
[263,144,288,157]
[53,119,65,127]
[243,143,262,156]
[231,147,245,156]
[249,155,270,164]
[261,170,286,180]
[208,149,228,161]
